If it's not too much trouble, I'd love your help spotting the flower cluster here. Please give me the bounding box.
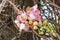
[15,4,42,32]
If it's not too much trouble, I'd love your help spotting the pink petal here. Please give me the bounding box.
[24,26,29,31]
[16,15,22,22]
[34,10,40,16]
[18,10,23,14]
[29,7,34,12]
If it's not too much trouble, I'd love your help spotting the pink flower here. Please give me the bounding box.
[24,26,29,32]
[18,10,23,14]
[36,16,41,21]
[29,7,34,11]
[16,15,22,22]
[34,10,40,15]
[21,20,27,23]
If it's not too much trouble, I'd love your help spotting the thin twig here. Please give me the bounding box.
[0,0,7,14]
[48,0,60,9]
[33,0,36,5]
[12,36,16,40]
[54,31,60,40]
[8,1,19,13]
[36,36,39,40]
[33,33,35,40]
[0,13,9,16]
